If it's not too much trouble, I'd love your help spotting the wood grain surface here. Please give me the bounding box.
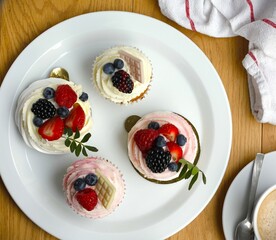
[1,0,275,239]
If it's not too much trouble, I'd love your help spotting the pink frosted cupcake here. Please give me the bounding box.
[63,157,125,218]
[127,111,201,184]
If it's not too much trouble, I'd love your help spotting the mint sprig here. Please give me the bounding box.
[64,128,98,157]
[177,159,206,190]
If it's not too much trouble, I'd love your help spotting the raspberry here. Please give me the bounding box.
[55,84,77,108]
[111,70,134,93]
[76,188,98,211]
[31,98,56,120]
[145,147,171,173]
[134,129,159,154]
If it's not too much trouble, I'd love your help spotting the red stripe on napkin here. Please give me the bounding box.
[262,19,276,28]
[246,0,255,22]
[185,0,196,31]
[249,51,258,65]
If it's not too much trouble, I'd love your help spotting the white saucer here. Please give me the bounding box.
[222,151,276,239]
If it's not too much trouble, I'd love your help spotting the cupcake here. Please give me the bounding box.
[63,157,125,218]
[15,78,95,154]
[127,111,201,184]
[92,46,152,104]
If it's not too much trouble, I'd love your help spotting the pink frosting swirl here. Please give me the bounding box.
[128,111,200,182]
[63,157,125,218]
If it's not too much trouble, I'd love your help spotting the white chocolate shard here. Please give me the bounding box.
[119,50,144,83]
[95,170,116,209]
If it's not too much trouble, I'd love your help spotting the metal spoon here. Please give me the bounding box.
[235,153,264,240]
[49,67,69,81]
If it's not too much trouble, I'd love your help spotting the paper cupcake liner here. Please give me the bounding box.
[63,157,126,219]
[92,45,153,105]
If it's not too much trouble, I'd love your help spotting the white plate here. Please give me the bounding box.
[222,151,276,239]
[0,11,232,240]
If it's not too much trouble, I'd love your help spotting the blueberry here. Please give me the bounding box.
[155,136,166,148]
[43,87,55,99]
[168,162,178,172]
[84,173,98,186]
[176,134,187,146]
[113,59,124,69]
[79,92,88,102]
[33,116,43,127]
[148,121,160,130]
[73,178,86,191]
[103,63,115,74]
[57,106,69,118]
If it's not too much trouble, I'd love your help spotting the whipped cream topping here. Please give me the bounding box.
[63,157,125,218]
[128,111,199,182]
[15,78,93,154]
[93,46,152,104]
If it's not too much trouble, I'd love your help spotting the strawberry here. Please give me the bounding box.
[64,103,85,132]
[158,123,179,142]
[134,129,159,154]
[55,84,77,108]
[76,188,98,211]
[166,142,183,162]
[38,116,64,141]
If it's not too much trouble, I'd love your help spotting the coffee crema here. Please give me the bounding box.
[257,189,276,240]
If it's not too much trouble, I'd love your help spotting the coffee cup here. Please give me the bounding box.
[253,184,276,240]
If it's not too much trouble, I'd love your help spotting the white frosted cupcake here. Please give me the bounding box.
[63,157,125,218]
[127,111,201,184]
[15,78,94,154]
[92,46,152,104]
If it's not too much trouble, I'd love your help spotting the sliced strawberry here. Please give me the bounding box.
[55,84,77,108]
[134,129,159,154]
[64,103,85,132]
[76,188,98,211]
[38,116,64,141]
[158,123,179,142]
[166,142,183,162]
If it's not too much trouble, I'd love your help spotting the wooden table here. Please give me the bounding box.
[1,0,276,239]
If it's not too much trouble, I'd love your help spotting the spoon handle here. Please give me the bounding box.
[246,153,264,220]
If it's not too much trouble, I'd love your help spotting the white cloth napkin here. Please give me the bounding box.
[159,0,276,124]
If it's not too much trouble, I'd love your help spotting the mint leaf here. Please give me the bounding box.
[81,133,91,143]
[82,147,88,157]
[74,128,80,139]
[179,163,188,179]
[188,172,199,190]
[202,172,207,184]
[65,138,71,147]
[75,143,82,157]
[85,145,98,152]
[63,128,98,156]
[70,141,77,153]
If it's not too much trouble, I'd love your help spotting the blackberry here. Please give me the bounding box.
[31,98,56,119]
[145,147,171,173]
[111,70,134,93]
